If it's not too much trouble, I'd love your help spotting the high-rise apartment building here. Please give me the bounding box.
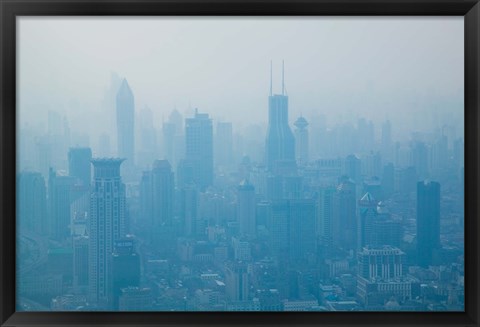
[88,158,127,308]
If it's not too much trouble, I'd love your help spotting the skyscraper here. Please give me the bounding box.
[185,109,213,191]
[266,199,316,263]
[265,61,295,173]
[139,160,174,245]
[316,186,336,249]
[17,171,47,235]
[116,79,135,172]
[68,147,92,187]
[416,180,441,267]
[357,192,378,250]
[48,168,74,241]
[333,178,357,251]
[89,158,127,308]
[294,116,309,165]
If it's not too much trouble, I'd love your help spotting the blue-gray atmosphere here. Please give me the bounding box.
[16,17,464,311]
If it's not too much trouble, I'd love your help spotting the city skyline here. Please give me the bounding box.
[16,17,464,312]
[18,17,463,142]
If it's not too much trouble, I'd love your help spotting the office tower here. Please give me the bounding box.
[266,201,289,256]
[370,202,402,248]
[112,238,141,310]
[225,261,249,302]
[344,154,362,184]
[265,61,295,173]
[185,109,213,191]
[139,160,175,247]
[215,121,234,167]
[416,180,441,267]
[316,186,336,249]
[357,192,378,250]
[116,79,135,171]
[48,168,74,241]
[411,141,429,180]
[294,116,309,165]
[152,160,175,242]
[68,147,92,187]
[237,180,256,237]
[266,199,316,262]
[17,171,47,235]
[89,158,127,307]
[332,178,357,251]
[73,234,89,290]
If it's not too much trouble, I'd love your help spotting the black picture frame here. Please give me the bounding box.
[1,0,479,326]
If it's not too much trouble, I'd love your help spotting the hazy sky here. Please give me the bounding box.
[18,16,464,139]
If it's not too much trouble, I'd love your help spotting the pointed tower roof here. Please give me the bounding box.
[117,78,133,99]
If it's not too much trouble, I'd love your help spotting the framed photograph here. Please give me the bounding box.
[1,0,479,326]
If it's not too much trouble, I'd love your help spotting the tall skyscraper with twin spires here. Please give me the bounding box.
[265,61,295,173]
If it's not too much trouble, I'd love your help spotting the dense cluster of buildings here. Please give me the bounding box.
[17,65,464,311]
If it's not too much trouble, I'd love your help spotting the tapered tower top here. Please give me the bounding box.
[117,78,133,100]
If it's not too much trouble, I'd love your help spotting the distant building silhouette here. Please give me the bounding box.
[68,147,92,187]
[139,160,174,245]
[185,109,213,190]
[265,61,295,173]
[236,180,256,237]
[18,171,48,235]
[89,158,127,308]
[357,192,378,250]
[116,79,135,172]
[48,168,74,241]
[416,180,441,267]
[294,116,309,165]
[333,178,357,251]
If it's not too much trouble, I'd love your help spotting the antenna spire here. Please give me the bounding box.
[270,60,273,96]
[282,60,285,96]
